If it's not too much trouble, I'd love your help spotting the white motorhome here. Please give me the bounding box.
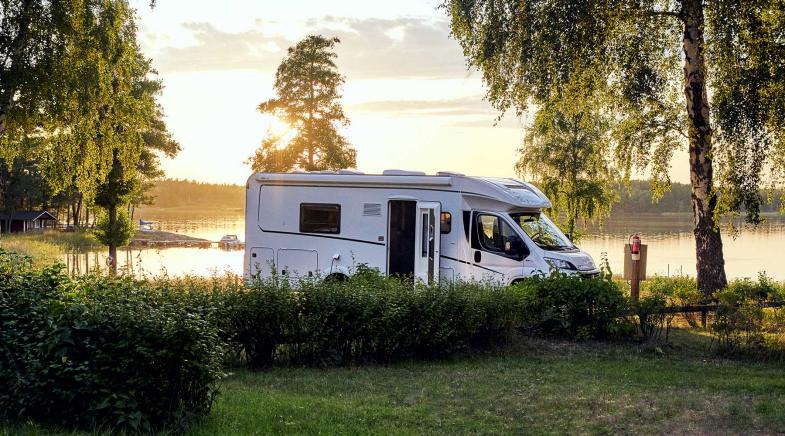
[244,170,600,284]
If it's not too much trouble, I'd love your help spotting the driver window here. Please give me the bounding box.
[472,214,518,253]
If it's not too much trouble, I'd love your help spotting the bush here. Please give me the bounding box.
[0,250,224,432]
[94,208,135,248]
[214,270,520,367]
[709,274,785,359]
[513,273,633,340]
[638,275,702,339]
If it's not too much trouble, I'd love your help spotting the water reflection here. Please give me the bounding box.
[63,209,785,280]
[64,207,246,277]
[65,246,244,277]
[578,214,785,280]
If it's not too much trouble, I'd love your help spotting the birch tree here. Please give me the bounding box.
[444,0,785,296]
[516,99,618,240]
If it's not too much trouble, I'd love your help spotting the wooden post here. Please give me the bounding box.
[631,256,640,301]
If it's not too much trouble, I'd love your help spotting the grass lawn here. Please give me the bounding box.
[193,330,785,435]
[4,330,785,435]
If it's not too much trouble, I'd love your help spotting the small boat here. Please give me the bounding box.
[219,234,243,248]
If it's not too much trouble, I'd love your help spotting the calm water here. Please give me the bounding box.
[66,209,785,280]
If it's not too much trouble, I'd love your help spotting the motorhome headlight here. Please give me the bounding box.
[544,257,577,271]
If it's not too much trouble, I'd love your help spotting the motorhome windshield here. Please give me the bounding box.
[509,213,575,251]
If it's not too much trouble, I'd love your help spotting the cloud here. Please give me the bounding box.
[347,97,525,129]
[147,23,289,73]
[348,97,494,116]
[145,17,472,80]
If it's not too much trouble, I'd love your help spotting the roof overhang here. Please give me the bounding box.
[255,173,452,187]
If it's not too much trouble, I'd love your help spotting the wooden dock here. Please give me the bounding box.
[128,229,243,249]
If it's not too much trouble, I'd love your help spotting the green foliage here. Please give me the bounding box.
[0,250,224,432]
[517,99,618,236]
[249,35,356,172]
[513,273,633,340]
[443,0,785,219]
[94,208,134,248]
[212,272,519,367]
[711,274,785,358]
[1,0,175,238]
[710,0,785,224]
[642,275,703,329]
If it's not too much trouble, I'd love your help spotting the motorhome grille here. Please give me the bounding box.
[363,203,382,216]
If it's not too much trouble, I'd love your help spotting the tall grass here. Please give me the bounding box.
[0,230,102,264]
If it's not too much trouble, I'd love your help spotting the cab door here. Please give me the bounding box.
[470,212,531,283]
[414,202,441,284]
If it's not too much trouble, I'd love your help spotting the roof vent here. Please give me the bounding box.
[382,169,426,176]
[436,171,465,177]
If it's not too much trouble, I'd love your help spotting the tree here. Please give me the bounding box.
[516,100,618,240]
[444,0,785,296]
[129,106,181,221]
[248,35,356,172]
[94,206,134,261]
[82,1,171,272]
[0,0,61,141]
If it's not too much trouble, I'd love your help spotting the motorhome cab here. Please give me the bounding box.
[244,170,600,284]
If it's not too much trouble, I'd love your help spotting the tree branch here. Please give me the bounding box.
[623,8,684,21]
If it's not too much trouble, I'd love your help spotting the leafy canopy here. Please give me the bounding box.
[249,35,356,172]
[1,0,170,204]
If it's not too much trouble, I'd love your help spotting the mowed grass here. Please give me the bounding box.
[195,331,785,435]
[3,330,784,435]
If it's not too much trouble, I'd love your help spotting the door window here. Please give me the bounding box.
[472,213,526,259]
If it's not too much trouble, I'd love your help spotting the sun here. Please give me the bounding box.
[265,115,290,137]
[260,115,297,148]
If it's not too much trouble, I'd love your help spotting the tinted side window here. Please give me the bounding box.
[463,210,471,242]
[440,212,452,234]
[473,214,519,253]
[300,203,340,234]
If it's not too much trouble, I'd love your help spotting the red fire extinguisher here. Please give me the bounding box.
[629,234,641,261]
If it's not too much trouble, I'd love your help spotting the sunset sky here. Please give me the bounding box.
[130,0,690,185]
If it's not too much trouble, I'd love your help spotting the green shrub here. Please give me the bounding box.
[214,271,520,367]
[712,276,768,352]
[0,251,225,432]
[636,276,702,338]
[513,273,633,340]
[710,274,785,359]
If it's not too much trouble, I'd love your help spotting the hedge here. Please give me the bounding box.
[162,267,633,367]
[0,250,225,433]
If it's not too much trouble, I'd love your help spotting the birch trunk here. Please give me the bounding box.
[682,0,727,296]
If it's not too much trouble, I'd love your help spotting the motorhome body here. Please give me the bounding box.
[244,170,600,284]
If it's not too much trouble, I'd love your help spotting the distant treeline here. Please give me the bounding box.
[145,178,783,215]
[147,179,244,210]
[614,180,783,214]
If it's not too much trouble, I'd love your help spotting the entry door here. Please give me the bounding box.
[414,202,441,284]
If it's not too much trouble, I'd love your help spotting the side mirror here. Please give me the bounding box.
[505,236,529,260]
[565,232,573,242]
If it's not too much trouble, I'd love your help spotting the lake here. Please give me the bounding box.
[65,209,785,280]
